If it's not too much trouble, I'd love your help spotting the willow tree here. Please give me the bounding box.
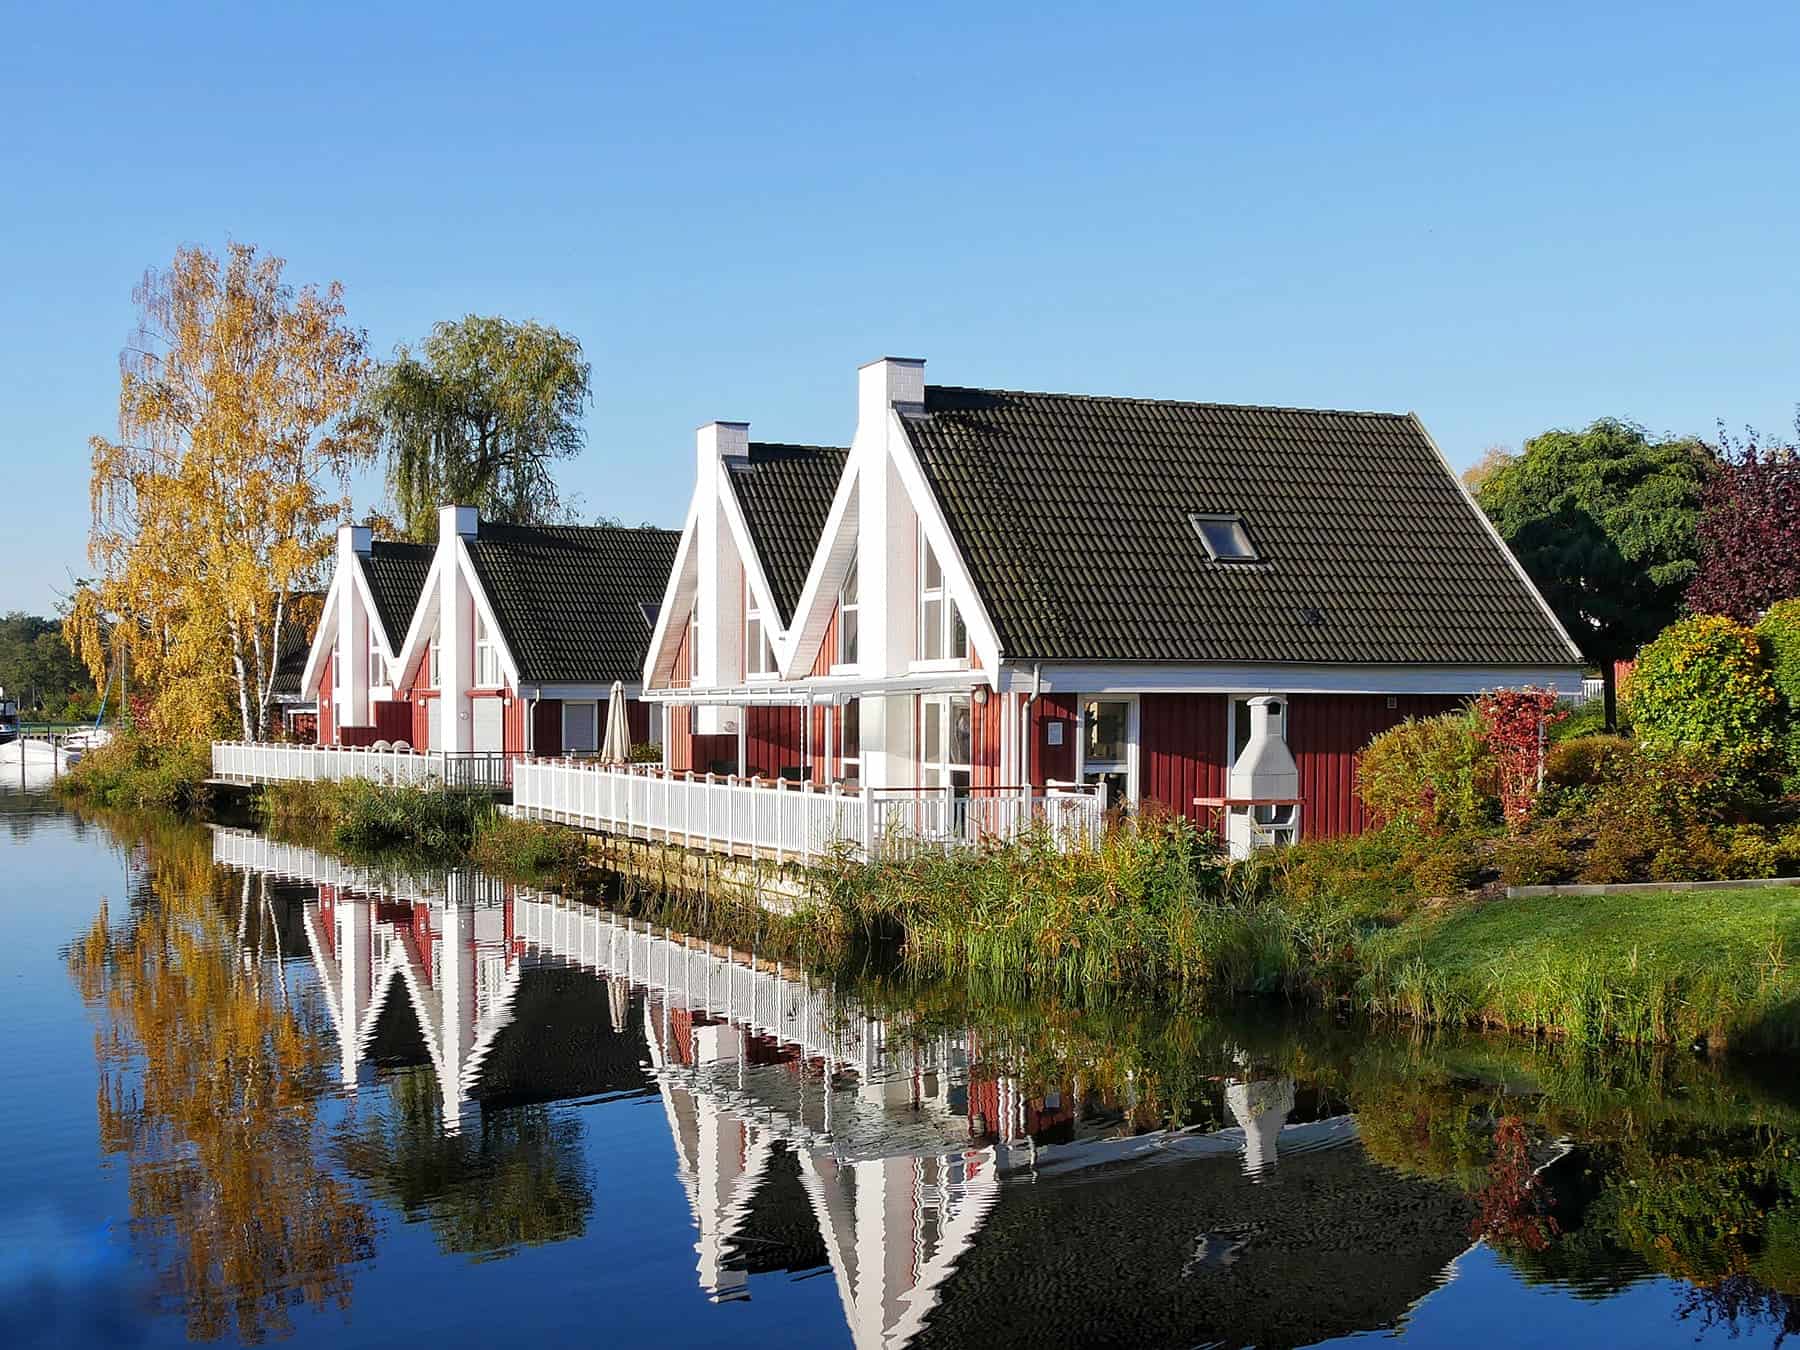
[67,243,373,742]
[367,315,591,539]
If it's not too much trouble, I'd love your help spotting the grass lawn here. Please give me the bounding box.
[1359,887,1800,1051]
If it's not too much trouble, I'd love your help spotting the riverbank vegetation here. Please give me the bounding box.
[255,777,587,883]
[53,729,212,812]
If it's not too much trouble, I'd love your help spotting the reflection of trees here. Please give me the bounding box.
[64,816,375,1343]
[334,1065,592,1260]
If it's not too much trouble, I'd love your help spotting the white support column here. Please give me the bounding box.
[694,422,749,736]
[335,524,372,736]
[853,359,925,791]
[438,506,478,753]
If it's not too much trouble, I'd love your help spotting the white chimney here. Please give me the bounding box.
[439,505,479,541]
[1226,696,1300,859]
[857,356,925,424]
[338,523,372,557]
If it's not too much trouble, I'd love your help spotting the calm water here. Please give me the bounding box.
[3,792,1799,1348]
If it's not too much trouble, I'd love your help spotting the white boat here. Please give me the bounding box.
[0,688,18,745]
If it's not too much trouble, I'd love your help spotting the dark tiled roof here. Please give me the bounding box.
[360,541,434,649]
[904,386,1579,667]
[465,522,681,685]
[270,593,325,698]
[726,443,849,624]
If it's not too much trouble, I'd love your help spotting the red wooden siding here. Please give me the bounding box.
[811,606,838,677]
[746,706,804,779]
[1138,693,1229,824]
[370,699,412,743]
[971,691,1002,788]
[627,698,650,746]
[532,698,563,756]
[666,625,694,771]
[1287,693,1463,838]
[1029,693,1078,784]
[691,735,738,775]
[317,653,334,744]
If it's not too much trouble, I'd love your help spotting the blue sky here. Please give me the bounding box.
[4,1,1797,614]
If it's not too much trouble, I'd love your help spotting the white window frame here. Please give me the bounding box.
[746,595,775,679]
[921,692,973,792]
[474,613,503,689]
[368,625,384,690]
[686,599,701,685]
[834,553,860,670]
[427,636,440,690]
[1075,695,1138,806]
[837,696,862,782]
[915,526,970,669]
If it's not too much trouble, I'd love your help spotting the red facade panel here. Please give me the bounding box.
[1138,693,1229,825]
[1286,693,1463,838]
[627,698,651,747]
[532,698,563,757]
[1029,693,1078,785]
[371,699,411,743]
[317,653,334,745]
[746,706,804,779]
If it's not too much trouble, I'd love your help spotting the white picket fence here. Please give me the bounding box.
[511,761,1105,863]
[211,742,516,791]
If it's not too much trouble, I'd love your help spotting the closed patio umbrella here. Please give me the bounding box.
[599,680,631,765]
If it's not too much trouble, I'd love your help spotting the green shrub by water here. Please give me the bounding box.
[55,731,210,812]
[258,778,492,857]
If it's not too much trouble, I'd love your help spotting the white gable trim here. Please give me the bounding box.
[391,537,521,692]
[717,470,790,657]
[643,496,701,689]
[346,556,403,665]
[777,459,860,680]
[299,568,344,698]
[1410,413,1587,666]
[393,549,448,689]
[884,407,1005,679]
[455,537,521,689]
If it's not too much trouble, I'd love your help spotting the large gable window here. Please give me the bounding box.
[918,529,970,663]
[837,554,860,667]
[1189,513,1259,563]
[368,625,384,689]
[427,636,440,690]
[474,613,503,688]
[746,595,775,678]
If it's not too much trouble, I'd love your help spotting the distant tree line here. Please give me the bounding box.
[1467,411,1800,727]
[0,611,98,719]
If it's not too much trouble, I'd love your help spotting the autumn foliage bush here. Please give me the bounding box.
[1357,708,1491,836]
[1474,688,1565,832]
[1624,615,1780,787]
[1756,598,1800,789]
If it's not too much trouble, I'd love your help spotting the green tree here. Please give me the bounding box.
[1477,420,1713,728]
[0,611,93,716]
[367,316,592,540]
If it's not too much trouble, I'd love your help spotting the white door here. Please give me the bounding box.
[473,698,504,753]
[425,699,442,751]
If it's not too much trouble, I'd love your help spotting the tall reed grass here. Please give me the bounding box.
[806,812,1325,999]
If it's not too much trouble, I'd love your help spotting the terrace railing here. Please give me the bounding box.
[509,761,1105,863]
[211,742,518,791]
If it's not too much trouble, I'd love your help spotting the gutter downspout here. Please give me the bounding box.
[1021,663,1042,795]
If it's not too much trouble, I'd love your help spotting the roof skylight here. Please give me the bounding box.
[1189,513,1259,563]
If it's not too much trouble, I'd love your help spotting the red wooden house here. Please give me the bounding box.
[642,358,1584,843]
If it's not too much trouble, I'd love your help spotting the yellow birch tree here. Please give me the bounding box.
[67,243,373,743]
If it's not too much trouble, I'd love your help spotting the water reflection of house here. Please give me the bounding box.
[217,830,1473,1349]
